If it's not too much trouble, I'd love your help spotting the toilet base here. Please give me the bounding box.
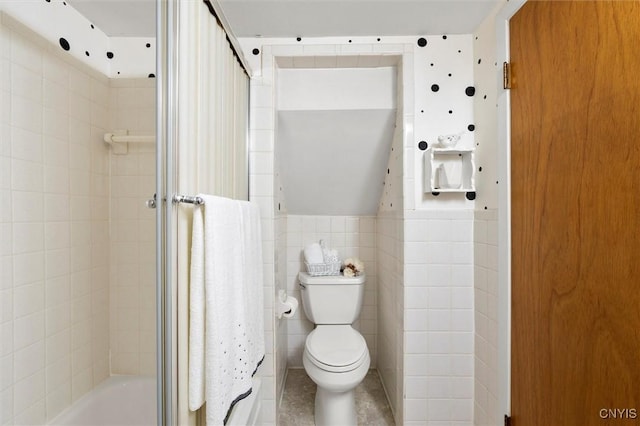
[314,387,356,426]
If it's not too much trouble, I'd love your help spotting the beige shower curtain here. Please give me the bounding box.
[173,1,249,424]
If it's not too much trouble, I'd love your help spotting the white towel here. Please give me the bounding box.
[303,242,324,264]
[188,195,265,425]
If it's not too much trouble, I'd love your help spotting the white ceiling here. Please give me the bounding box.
[67,0,501,38]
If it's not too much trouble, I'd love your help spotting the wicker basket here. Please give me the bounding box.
[305,261,341,277]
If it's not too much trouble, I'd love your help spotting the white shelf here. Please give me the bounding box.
[424,147,476,198]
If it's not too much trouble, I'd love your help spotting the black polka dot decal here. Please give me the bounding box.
[466,192,476,201]
[146,43,151,48]
[377,38,381,42]
[465,86,476,96]
[90,24,94,29]
[478,59,482,64]
[479,167,483,172]
[59,38,70,51]
[296,37,302,42]
[417,37,427,47]
[418,141,428,150]
[85,51,90,56]
[252,48,260,55]
[442,35,447,40]
[148,73,155,78]
[431,84,440,92]
[106,51,114,59]
[468,124,475,131]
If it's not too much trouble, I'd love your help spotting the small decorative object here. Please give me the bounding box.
[342,258,364,277]
[436,133,461,148]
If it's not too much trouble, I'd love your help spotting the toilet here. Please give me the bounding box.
[298,272,370,426]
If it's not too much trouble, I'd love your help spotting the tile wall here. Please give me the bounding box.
[403,210,475,425]
[108,78,156,375]
[248,74,277,424]
[473,210,499,425]
[285,215,377,367]
[0,21,111,424]
[0,18,158,425]
[376,72,405,423]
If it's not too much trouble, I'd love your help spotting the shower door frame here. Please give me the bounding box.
[156,0,179,424]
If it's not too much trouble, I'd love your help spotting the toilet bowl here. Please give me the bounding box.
[302,325,370,426]
[298,272,370,426]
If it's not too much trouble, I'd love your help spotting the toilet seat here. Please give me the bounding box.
[304,325,368,373]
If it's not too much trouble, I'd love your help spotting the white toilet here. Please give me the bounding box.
[298,272,370,426]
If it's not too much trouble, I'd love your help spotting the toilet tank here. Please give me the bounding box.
[298,272,366,324]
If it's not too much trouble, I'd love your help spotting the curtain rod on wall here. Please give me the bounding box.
[202,0,251,77]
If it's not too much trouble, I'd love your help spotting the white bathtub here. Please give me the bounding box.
[48,376,156,426]
[48,375,261,426]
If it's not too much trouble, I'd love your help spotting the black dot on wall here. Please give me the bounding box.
[418,141,428,151]
[468,124,475,131]
[252,48,260,55]
[348,39,352,43]
[377,38,381,42]
[431,84,440,92]
[466,192,477,201]
[45,0,51,2]
[296,37,302,42]
[448,73,452,77]
[448,110,453,114]
[417,37,427,47]
[465,86,476,96]
[430,63,434,67]
[148,73,155,78]
[478,58,482,64]
[458,50,462,53]
[442,35,447,40]
[146,43,151,48]
[106,51,114,59]
[479,167,483,172]
[85,51,90,57]
[387,168,390,174]
[483,95,487,100]
[59,38,70,51]
[90,24,94,29]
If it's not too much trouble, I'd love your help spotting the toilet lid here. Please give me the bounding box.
[305,325,368,369]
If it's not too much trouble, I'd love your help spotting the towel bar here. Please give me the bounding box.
[173,194,204,205]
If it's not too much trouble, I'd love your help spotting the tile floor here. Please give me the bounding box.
[278,369,395,426]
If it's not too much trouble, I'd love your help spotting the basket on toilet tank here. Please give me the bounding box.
[304,261,341,276]
[304,239,341,276]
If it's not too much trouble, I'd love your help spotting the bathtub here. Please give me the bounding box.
[48,376,156,426]
[48,375,261,426]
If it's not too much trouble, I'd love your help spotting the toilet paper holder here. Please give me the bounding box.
[276,289,298,319]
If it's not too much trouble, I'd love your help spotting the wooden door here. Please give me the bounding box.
[510,2,640,425]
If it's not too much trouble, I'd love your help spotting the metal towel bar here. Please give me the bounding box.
[173,194,204,205]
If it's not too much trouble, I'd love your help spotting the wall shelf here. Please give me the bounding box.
[424,148,476,198]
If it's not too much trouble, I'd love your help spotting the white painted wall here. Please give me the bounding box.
[276,67,397,216]
[0,4,155,78]
[277,67,397,111]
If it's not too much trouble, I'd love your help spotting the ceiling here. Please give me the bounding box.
[67,0,501,39]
